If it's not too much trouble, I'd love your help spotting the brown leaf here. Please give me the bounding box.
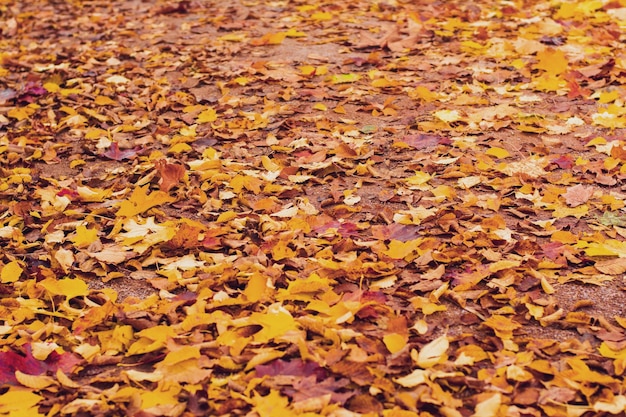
[562,184,594,207]
[595,258,626,275]
[155,159,186,192]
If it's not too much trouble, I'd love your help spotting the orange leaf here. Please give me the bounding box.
[535,48,569,75]
[250,32,287,46]
[482,315,522,339]
[155,159,186,192]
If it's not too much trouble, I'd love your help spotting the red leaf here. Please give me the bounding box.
[0,344,81,385]
[371,223,422,241]
[401,134,450,150]
[289,375,354,404]
[103,142,138,161]
[255,358,326,380]
[542,242,565,261]
[56,188,80,199]
[550,155,574,169]
[313,220,359,237]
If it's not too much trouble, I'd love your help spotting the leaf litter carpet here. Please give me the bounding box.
[2,0,626,416]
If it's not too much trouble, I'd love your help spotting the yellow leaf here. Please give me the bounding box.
[54,248,74,273]
[534,73,567,92]
[39,277,89,299]
[0,389,44,414]
[31,341,59,360]
[74,343,100,360]
[384,333,408,354]
[595,258,626,274]
[384,239,418,260]
[105,75,129,84]
[592,110,626,129]
[70,159,86,168]
[56,369,81,389]
[594,395,626,414]
[598,90,620,104]
[261,155,281,172]
[76,186,113,203]
[219,33,247,42]
[244,349,286,371]
[409,86,438,102]
[311,11,332,21]
[140,385,181,408]
[434,109,461,123]
[168,142,192,154]
[216,211,237,223]
[415,334,449,368]
[1,260,23,283]
[15,370,56,390]
[252,390,292,417]
[372,77,398,88]
[244,273,270,302]
[299,65,316,76]
[127,325,177,356]
[550,230,578,244]
[84,127,108,140]
[454,345,489,366]
[331,73,360,84]
[123,369,164,383]
[250,32,287,46]
[161,345,200,366]
[233,76,249,86]
[283,273,331,295]
[482,315,522,339]
[535,48,569,75]
[116,185,176,217]
[285,27,306,37]
[473,393,501,417]
[488,259,521,273]
[43,82,60,92]
[598,342,626,359]
[8,106,35,121]
[583,239,626,257]
[313,103,327,111]
[406,171,431,186]
[70,225,98,248]
[247,303,298,343]
[586,136,606,147]
[506,364,533,382]
[393,369,429,387]
[552,204,588,219]
[411,296,447,315]
[272,239,296,261]
[94,95,117,106]
[485,147,510,159]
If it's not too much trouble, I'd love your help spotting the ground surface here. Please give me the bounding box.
[2,0,626,416]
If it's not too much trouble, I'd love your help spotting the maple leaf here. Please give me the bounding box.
[562,184,594,207]
[534,48,569,75]
[155,159,186,192]
[116,185,176,217]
